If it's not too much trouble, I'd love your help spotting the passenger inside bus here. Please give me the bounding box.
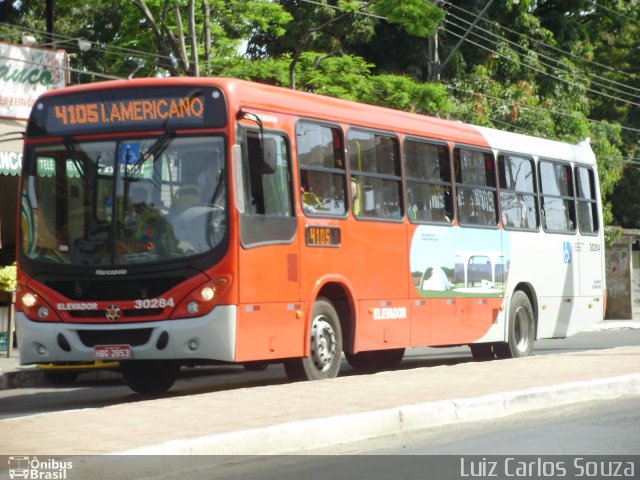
[125,185,178,255]
[350,177,361,216]
[197,147,224,205]
[300,170,324,213]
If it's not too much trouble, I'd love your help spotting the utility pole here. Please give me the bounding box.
[435,0,495,80]
[46,0,55,48]
[428,31,440,81]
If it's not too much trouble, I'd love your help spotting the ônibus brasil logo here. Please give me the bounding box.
[8,456,73,479]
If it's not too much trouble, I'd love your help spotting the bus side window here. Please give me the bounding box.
[575,166,599,235]
[241,130,293,217]
[296,122,347,216]
[404,138,452,224]
[454,147,498,227]
[347,129,402,219]
[498,154,539,230]
[539,160,576,233]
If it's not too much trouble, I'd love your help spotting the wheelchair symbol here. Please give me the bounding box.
[563,242,572,264]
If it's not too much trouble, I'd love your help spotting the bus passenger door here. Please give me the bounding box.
[574,166,605,331]
[234,128,303,362]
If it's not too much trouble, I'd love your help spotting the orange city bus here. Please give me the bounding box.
[15,77,606,393]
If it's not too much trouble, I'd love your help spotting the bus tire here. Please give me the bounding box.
[496,290,535,359]
[284,297,343,381]
[345,348,405,372]
[120,360,180,394]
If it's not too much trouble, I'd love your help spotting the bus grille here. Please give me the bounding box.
[67,309,164,318]
[45,277,185,301]
[78,329,152,347]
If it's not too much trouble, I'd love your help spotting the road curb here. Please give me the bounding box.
[115,373,640,455]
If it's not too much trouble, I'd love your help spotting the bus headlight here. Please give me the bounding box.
[22,292,37,307]
[38,306,50,319]
[201,287,215,302]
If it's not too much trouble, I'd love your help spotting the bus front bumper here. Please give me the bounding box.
[15,306,237,365]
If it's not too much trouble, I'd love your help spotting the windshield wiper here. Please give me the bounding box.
[125,131,175,178]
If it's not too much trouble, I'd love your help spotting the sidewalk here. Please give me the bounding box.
[0,327,639,458]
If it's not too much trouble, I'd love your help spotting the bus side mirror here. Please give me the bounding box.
[261,138,277,174]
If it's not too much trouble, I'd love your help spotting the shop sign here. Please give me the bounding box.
[0,42,66,120]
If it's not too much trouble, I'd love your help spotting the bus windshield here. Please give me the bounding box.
[20,135,226,266]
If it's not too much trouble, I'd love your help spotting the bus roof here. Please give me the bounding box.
[35,77,596,164]
[473,125,597,166]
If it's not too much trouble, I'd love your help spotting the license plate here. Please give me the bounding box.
[94,345,132,360]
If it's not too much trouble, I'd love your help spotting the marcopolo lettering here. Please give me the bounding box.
[95,269,127,276]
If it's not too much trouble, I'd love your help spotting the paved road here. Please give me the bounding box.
[12,396,638,480]
[310,395,640,455]
[0,328,638,420]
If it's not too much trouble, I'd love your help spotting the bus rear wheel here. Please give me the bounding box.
[345,348,405,372]
[496,290,535,359]
[120,360,180,394]
[284,297,343,381]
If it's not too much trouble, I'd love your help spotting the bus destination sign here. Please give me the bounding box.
[27,85,227,136]
[53,96,204,127]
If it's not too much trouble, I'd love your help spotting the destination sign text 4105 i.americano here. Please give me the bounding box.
[27,85,227,135]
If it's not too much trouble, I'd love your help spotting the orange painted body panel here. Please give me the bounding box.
[298,220,412,352]
[235,302,307,362]
[355,299,412,351]
[218,78,496,358]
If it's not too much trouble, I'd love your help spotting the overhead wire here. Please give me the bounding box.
[297,0,640,143]
[446,84,640,137]
[441,22,640,109]
[442,8,640,102]
[0,21,179,68]
[3,2,637,154]
[0,53,122,81]
[440,0,640,90]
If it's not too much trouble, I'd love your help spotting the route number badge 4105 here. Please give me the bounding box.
[94,344,132,360]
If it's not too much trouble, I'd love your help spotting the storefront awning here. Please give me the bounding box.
[0,150,21,176]
[0,152,80,177]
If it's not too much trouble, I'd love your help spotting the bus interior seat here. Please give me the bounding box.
[171,185,201,214]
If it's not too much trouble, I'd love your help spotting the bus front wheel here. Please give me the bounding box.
[496,290,535,358]
[284,297,343,381]
[120,360,180,394]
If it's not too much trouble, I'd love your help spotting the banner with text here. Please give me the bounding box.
[0,42,66,120]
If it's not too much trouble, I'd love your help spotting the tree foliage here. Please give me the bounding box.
[2,0,638,227]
